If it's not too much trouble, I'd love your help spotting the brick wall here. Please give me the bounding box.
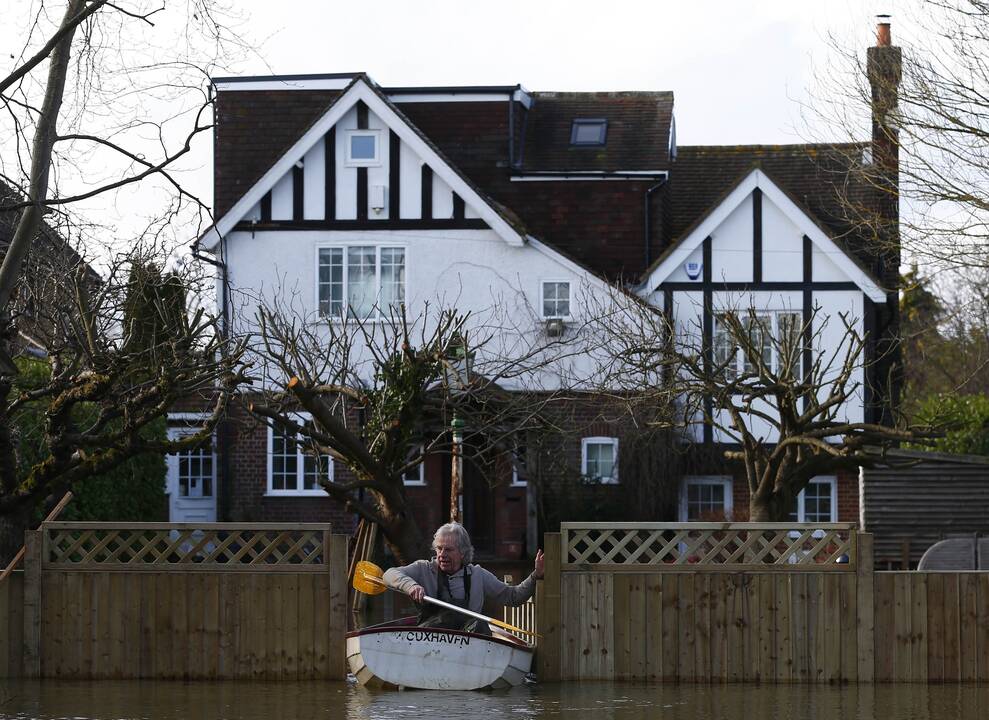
[727,467,860,524]
[220,400,356,533]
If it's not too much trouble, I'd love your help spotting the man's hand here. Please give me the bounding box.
[534,549,545,579]
[409,584,425,603]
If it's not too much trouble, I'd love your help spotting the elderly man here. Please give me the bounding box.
[383,522,544,634]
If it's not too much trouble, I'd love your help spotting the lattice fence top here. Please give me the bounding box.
[561,523,857,572]
[42,522,332,572]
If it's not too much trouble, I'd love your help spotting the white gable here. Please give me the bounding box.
[200,78,526,250]
[639,169,886,302]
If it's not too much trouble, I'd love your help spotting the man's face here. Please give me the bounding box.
[434,534,464,574]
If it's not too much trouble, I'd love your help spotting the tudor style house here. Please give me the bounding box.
[175,24,902,558]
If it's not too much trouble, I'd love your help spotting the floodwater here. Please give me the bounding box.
[1,679,988,720]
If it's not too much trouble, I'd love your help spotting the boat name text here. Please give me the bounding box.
[405,631,470,646]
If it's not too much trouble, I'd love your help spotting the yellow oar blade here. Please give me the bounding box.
[353,560,388,595]
[490,617,541,638]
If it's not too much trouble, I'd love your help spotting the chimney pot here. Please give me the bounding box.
[877,15,892,47]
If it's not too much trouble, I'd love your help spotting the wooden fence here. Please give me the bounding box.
[9,522,349,680]
[7,521,989,683]
[538,522,989,683]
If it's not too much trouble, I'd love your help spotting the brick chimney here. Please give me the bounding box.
[865,15,903,427]
[867,15,901,178]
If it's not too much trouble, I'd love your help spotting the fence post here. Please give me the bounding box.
[22,529,42,678]
[856,531,875,683]
[328,533,349,679]
[0,570,8,678]
[537,532,561,682]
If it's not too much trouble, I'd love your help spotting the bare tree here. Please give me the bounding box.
[593,291,939,522]
[0,2,253,556]
[812,4,989,275]
[1,1,250,314]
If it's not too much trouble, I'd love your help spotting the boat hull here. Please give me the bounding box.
[346,622,533,690]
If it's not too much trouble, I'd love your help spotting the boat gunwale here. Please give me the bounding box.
[347,622,533,652]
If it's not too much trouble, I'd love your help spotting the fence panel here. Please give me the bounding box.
[552,523,861,682]
[15,522,348,680]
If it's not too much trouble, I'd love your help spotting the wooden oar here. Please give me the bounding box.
[0,491,73,583]
[353,560,539,638]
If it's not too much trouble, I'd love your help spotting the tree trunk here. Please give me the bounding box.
[0,503,34,568]
[0,0,85,312]
[749,489,792,523]
[378,506,430,566]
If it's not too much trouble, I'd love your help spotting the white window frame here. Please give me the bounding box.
[344,129,382,167]
[679,475,734,522]
[580,436,619,484]
[790,476,838,523]
[266,413,333,497]
[166,413,217,500]
[540,279,573,320]
[315,243,406,321]
[510,447,527,487]
[402,446,426,486]
[712,310,802,378]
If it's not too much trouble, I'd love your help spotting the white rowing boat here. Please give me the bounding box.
[346,616,534,690]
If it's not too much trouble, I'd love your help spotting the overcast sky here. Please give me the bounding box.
[2,1,909,253]
[230,0,894,145]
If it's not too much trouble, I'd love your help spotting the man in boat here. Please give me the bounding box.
[383,522,544,635]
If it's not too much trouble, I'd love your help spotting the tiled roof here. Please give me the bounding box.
[664,144,886,284]
[213,88,344,218]
[210,80,885,286]
[399,99,659,281]
[521,92,674,172]
[667,144,870,241]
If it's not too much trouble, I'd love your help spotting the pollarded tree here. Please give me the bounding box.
[595,291,939,522]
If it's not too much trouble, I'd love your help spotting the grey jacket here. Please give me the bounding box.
[383,559,537,614]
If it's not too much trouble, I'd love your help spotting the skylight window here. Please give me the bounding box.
[570,119,607,146]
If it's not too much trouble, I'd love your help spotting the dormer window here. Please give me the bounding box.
[570,119,607,146]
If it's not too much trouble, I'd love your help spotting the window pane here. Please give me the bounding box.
[271,425,298,491]
[585,441,614,480]
[350,134,376,160]
[571,120,607,145]
[318,248,344,316]
[347,246,377,318]
[778,312,803,377]
[174,435,213,498]
[303,454,328,491]
[380,248,405,311]
[686,482,726,520]
[543,282,570,318]
[803,480,833,522]
[713,316,736,379]
[178,456,190,497]
[742,315,771,375]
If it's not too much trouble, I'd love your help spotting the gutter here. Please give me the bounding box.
[511,170,668,181]
[192,235,233,522]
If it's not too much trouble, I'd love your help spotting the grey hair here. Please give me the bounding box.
[433,522,474,565]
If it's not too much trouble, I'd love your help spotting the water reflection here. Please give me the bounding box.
[1,679,987,720]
